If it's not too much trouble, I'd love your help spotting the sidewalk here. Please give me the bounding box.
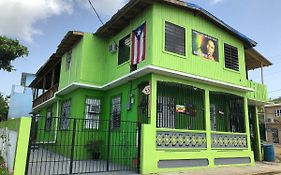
[160,162,281,175]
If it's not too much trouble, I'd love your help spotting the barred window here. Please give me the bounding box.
[61,100,71,130]
[118,34,130,65]
[165,21,186,56]
[45,107,52,131]
[224,44,239,71]
[66,50,72,71]
[156,82,205,130]
[210,92,245,133]
[157,96,175,128]
[111,96,121,129]
[85,98,101,129]
[275,109,281,117]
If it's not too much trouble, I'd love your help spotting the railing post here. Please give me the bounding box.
[137,122,142,172]
[69,118,77,174]
[106,120,112,171]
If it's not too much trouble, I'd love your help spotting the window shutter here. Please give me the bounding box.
[165,21,185,56]
[224,44,239,71]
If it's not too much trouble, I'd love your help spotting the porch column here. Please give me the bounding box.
[51,69,55,87]
[204,89,211,151]
[43,76,46,93]
[254,106,262,161]
[244,98,251,151]
[140,75,157,174]
[244,98,255,165]
[260,63,264,84]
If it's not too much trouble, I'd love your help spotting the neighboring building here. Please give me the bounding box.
[264,103,281,143]
[8,73,35,119]
[26,0,272,174]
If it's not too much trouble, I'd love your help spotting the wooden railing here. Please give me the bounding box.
[33,84,59,107]
[247,80,268,102]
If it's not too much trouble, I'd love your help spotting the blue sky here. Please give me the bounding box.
[0,0,280,99]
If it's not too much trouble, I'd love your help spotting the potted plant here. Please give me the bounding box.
[85,140,103,160]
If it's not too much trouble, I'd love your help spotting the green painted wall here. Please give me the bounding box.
[0,118,32,175]
[151,2,247,88]
[59,37,83,90]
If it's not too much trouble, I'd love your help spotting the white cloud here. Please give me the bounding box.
[0,0,73,42]
[0,0,130,42]
[78,0,129,16]
[210,0,224,4]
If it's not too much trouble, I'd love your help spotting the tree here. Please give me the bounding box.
[0,36,28,72]
[0,93,8,121]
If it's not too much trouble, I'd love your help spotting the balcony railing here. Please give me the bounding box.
[247,80,268,102]
[33,84,59,107]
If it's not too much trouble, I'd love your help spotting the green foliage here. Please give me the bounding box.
[0,93,8,121]
[0,36,28,72]
[0,154,8,175]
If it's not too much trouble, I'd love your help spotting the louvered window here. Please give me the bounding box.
[165,21,186,56]
[224,44,239,71]
[111,95,121,129]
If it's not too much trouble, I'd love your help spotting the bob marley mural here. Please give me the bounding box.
[192,30,218,61]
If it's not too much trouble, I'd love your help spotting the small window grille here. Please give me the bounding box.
[61,100,71,130]
[111,96,121,129]
[45,107,52,131]
[66,50,72,71]
[224,43,239,71]
[85,98,101,129]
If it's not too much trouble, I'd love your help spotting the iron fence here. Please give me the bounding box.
[25,116,141,175]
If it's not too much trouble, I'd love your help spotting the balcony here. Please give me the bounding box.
[33,84,59,107]
[247,80,268,102]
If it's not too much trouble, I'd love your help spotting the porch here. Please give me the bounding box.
[139,74,261,174]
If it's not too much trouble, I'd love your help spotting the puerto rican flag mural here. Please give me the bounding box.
[131,22,146,65]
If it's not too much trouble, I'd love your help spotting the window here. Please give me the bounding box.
[84,98,101,129]
[45,107,52,131]
[111,95,121,129]
[61,100,71,130]
[275,109,281,117]
[118,35,130,65]
[224,43,239,71]
[157,96,175,128]
[156,82,205,130]
[66,50,72,71]
[210,92,245,133]
[165,21,185,56]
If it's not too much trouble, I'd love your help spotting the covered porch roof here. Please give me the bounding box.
[29,31,84,88]
[245,48,272,70]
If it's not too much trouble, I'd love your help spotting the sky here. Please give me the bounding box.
[0,0,280,99]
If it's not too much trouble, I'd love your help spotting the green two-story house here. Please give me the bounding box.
[27,0,272,174]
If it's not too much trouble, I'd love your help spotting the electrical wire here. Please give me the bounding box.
[88,0,104,25]
[87,0,119,47]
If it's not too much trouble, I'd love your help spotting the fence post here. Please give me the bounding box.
[137,122,142,172]
[106,120,112,171]
[69,118,77,174]
[25,117,35,175]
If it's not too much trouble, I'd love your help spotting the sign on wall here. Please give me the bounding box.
[192,30,219,61]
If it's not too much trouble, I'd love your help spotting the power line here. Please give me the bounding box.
[88,0,104,25]
[268,89,281,94]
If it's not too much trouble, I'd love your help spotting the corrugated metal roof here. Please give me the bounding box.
[95,0,257,48]
[185,2,257,47]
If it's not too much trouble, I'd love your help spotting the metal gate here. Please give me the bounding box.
[25,116,141,175]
